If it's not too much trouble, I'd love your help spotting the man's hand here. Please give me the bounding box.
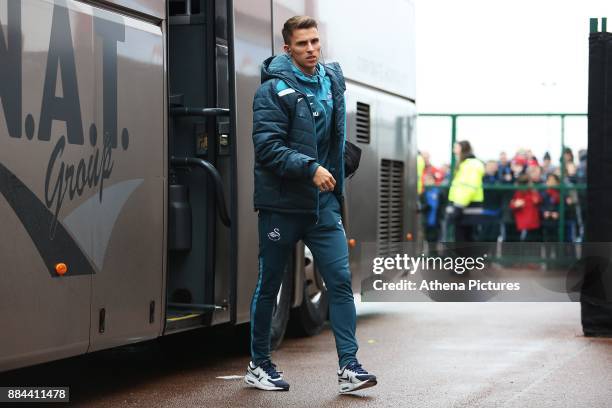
[313,166,336,192]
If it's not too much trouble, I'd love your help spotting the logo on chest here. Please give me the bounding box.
[310,102,320,117]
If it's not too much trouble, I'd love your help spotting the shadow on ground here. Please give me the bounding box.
[0,323,254,404]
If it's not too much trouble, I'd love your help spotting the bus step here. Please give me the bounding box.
[167,302,223,312]
[165,308,209,333]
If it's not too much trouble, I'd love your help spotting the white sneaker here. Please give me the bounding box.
[338,361,377,393]
[244,360,290,391]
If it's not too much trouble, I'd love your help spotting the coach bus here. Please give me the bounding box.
[0,0,417,372]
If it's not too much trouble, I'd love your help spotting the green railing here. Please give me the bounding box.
[418,113,587,242]
[591,17,607,33]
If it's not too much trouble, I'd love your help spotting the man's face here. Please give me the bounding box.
[485,161,498,176]
[284,27,321,74]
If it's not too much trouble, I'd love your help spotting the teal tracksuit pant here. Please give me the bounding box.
[250,193,358,368]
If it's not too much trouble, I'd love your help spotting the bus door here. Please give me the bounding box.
[85,3,166,352]
[166,0,234,333]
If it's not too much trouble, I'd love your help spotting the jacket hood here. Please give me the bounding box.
[261,54,345,92]
[261,54,323,86]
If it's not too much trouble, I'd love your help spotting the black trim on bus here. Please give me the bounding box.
[227,0,239,326]
[345,78,416,104]
[75,0,164,26]
[163,0,170,334]
[169,107,229,117]
[0,162,96,277]
[203,0,218,327]
[167,302,222,311]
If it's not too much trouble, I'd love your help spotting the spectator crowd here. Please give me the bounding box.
[418,146,587,243]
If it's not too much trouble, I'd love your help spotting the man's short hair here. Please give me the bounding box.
[282,16,318,45]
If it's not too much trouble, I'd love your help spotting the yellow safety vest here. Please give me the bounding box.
[417,155,425,195]
[448,158,484,207]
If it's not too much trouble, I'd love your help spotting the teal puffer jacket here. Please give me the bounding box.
[252,54,346,216]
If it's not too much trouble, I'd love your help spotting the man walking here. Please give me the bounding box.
[245,16,377,393]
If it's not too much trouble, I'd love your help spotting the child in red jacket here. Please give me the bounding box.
[510,174,542,241]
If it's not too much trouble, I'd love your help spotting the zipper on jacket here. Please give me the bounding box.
[309,105,320,224]
[297,88,320,223]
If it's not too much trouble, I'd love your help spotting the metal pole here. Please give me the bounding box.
[450,115,457,179]
[559,115,566,242]
[590,18,598,33]
[447,115,458,241]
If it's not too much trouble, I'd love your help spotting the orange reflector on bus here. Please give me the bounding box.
[406,233,413,241]
[348,239,357,248]
[55,263,68,276]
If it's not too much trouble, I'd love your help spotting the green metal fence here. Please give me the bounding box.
[418,113,587,242]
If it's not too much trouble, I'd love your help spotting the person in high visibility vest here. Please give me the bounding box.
[447,140,485,242]
[417,153,425,195]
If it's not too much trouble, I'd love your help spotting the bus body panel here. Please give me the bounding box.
[0,0,166,369]
[343,84,418,289]
[233,0,273,324]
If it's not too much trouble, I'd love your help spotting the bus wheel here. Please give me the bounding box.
[290,245,328,336]
[270,254,294,350]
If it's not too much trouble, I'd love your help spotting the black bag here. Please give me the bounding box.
[344,140,362,179]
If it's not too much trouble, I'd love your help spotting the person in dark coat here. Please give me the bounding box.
[541,173,561,242]
[246,15,376,394]
[479,160,503,242]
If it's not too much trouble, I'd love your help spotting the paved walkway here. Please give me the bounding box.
[1,302,610,407]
